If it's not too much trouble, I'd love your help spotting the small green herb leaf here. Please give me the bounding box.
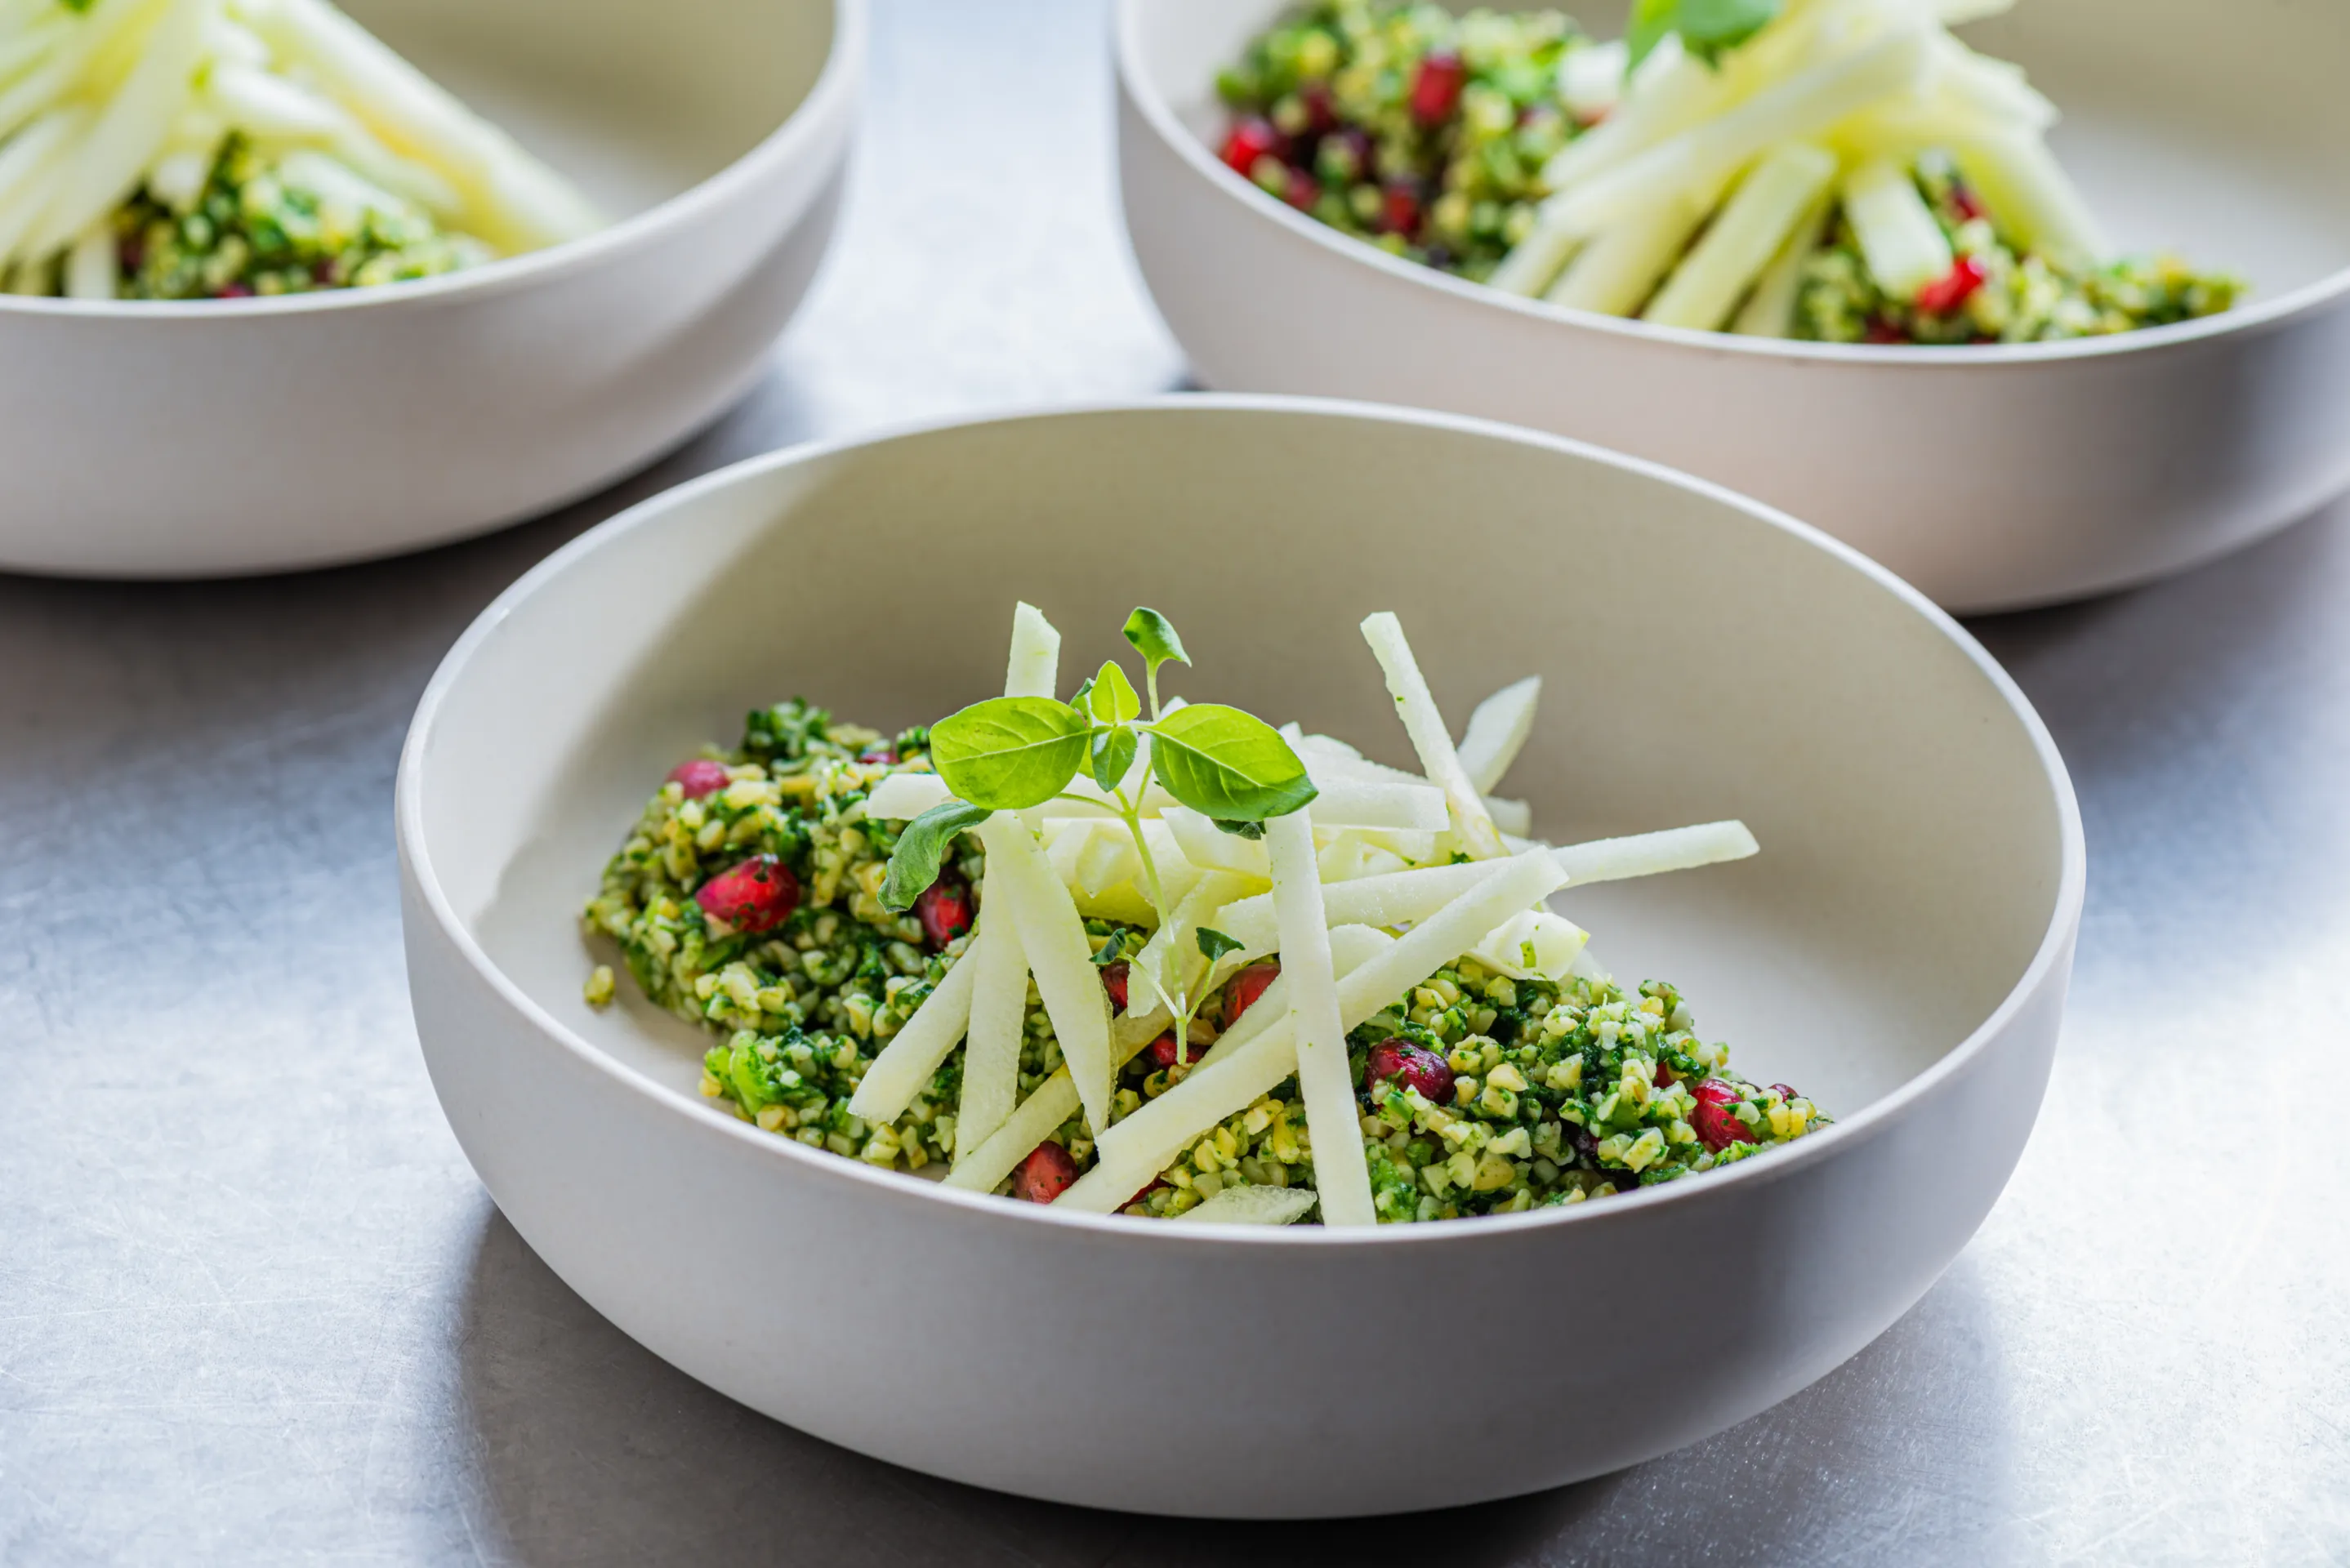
[1091,934,1125,967]
[1069,675,1096,712]
[1630,0,1781,68]
[930,697,1091,810]
[1085,660,1142,725]
[1146,703,1318,822]
[1212,817,1265,840]
[1195,927,1246,963]
[1090,724,1139,793]
[1122,608,1190,677]
[880,801,992,912]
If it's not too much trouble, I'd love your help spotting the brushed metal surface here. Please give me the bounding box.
[1,0,2343,1561]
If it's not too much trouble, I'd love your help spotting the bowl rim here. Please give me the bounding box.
[0,0,864,323]
[1112,0,2350,368]
[396,393,2088,1251]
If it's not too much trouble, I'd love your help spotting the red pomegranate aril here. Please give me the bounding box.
[1220,117,1283,176]
[856,746,897,765]
[1950,183,1987,222]
[1770,1083,1801,1102]
[1014,1143,1079,1203]
[1300,81,1338,131]
[1100,962,1130,1012]
[1125,1178,1169,1210]
[1410,51,1465,125]
[1363,1038,1453,1103]
[694,854,800,936]
[1865,318,1908,344]
[215,283,254,299]
[915,875,974,950]
[1224,961,1280,1027]
[1283,168,1320,210]
[667,758,732,799]
[1147,1031,1206,1069]
[1914,256,1987,315]
[1653,1060,1677,1087]
[1690,1078,1759,1153]
[1381,182,1422,237]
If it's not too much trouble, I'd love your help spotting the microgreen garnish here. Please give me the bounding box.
[1194,927,1246,964]
[1628,0,1782,69]
[880,801,992,913]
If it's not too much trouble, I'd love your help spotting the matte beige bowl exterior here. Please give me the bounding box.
[398,399,2084,1517]
[1115,0,2350,612]
[0,0,859,579]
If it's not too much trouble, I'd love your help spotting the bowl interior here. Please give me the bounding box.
[1128,0,2350,301]
[411,403,2071,1152]
[345,0,837,223]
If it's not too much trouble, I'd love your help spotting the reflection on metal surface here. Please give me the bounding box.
[0,0,2343,1561]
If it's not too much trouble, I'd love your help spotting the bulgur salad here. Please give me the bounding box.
[0,0,600,301]
[1215,0,2241,343]
[584,606,1827,1227]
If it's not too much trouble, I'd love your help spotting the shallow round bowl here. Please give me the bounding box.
[1117,0,2350,612]
[0,0,859,578]
[398,398,2084,1517]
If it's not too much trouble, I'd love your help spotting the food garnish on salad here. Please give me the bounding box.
[1214,0,2241,343]
[583,606,1826,1227]
[0,0,601,300]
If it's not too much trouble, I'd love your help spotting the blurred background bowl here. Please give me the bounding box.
[1117,0,2350,612]
[0,0,860,578]
[399,398,2083,1516]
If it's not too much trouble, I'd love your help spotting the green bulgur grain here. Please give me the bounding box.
[586,699,1828,1219]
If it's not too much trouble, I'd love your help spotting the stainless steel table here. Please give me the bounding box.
[4,2,2345,1562]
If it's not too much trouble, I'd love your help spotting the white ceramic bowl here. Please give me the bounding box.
[0,0,859,579]
[1117,0,2350,612]
[398,398,2084,1517]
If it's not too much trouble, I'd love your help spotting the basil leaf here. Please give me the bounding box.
[1145,703,1319,822]
[930,697,1091,810]
[1625,0,1679,69]
[1090,724,1139,793]
[1195,926,1246,963]
[1212,817,1265,840]
[1677,0,1780,62]
[1086,660,1142,725]
[880,801,992,912]
[1122,608,1190,677]
[1069,675,1096,713]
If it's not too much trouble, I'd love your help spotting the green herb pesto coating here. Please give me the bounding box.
[90,134,491,301]
[585,699,1828,1219]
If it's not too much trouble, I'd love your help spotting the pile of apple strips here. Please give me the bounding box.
[848,605,1758,1227]
[0,0,599,296]
[1487,0,2103,333]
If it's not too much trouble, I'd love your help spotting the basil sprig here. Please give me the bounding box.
[878,608,1316,912]
[1628,0,1782,68]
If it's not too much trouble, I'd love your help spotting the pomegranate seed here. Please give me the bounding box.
[1147,1031,1206,1069]
[1690,1079,1759,1153]
[1951,183,1987,222]
[1283,168,1320,210]
[915,875,973,950]
[1300,81,1337,131]
[1125,1178,1169,1209]
[118,238,144,273]
[1101,962,1130,1012]
[310,259,335,285]
[215,283,254,299]
[1865,318,1908,345]
[1770,1083,1801,1102]
[1220,117,1284,176]
[693,853,800,936]
[1014,1142,1079,1203]
[1224,961,1280,1027]
[1654,1060,1677,1087]
[1409,51,1465,125]
[1363,1037,1454,1103]
[1336,127,1376,182]
[856,746,897,765]
[1380,182,1422,237]
[1914,256,1987,316]
[667,759,732,799]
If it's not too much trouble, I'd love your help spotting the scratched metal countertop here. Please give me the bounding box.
[3,2,2346,1563]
